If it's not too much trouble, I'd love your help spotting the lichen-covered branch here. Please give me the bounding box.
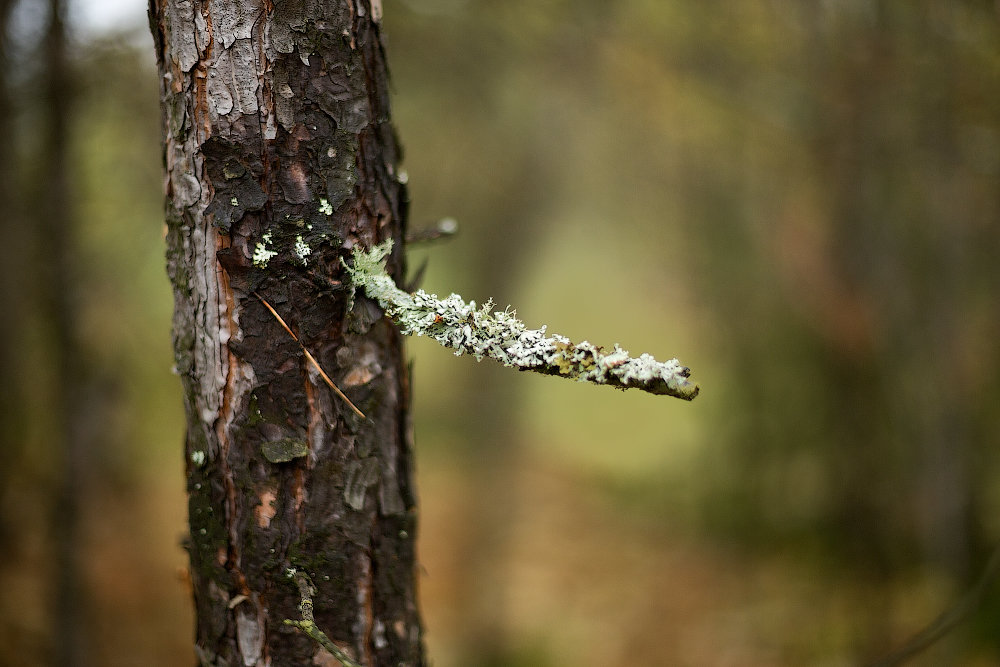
[346,241,700,400]
[283,570,362,667]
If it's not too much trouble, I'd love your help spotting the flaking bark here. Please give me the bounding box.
[149,0,423,664]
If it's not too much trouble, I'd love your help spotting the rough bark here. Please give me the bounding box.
[148,0,422,664]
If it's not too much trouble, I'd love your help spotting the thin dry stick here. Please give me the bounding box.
[284,569,362,667]
[254,292,366,419]
[865,543,1000,667]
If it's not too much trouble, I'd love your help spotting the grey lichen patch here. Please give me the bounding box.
[261,438,309,463]
[346,241,700,400]
[294,235,312,264]
[253,231,277,268]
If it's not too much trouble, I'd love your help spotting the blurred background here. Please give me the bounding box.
[1,0,999,665]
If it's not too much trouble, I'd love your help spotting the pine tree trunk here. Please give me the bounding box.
[148,1,423,664]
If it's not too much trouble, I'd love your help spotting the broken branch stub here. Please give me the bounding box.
[346,241,699,400]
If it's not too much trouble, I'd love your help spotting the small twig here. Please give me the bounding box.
[865,543,1000,667]
[345,240,699,400]
[283,569,362,667]
[254,292,366,419]
[405,217,458,244]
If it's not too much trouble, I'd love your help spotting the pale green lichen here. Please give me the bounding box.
[253,231,277,268]
[294,235,312,264]
[318,198,333,215]
[345,240,699,400]
[283,569,362,667]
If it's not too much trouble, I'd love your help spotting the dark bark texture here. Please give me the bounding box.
[149,0,422,664]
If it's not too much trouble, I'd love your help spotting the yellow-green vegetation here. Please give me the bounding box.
[284,569,362,667]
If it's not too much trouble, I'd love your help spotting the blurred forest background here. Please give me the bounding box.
[1,0,999,665]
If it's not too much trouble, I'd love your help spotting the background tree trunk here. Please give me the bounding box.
[149,1,423,664]
[41,0,91,664]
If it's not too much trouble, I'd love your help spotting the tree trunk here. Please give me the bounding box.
[42,0,91,664]
[148,1,423,664]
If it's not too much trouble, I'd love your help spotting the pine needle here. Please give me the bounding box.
[254,292,366,419]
